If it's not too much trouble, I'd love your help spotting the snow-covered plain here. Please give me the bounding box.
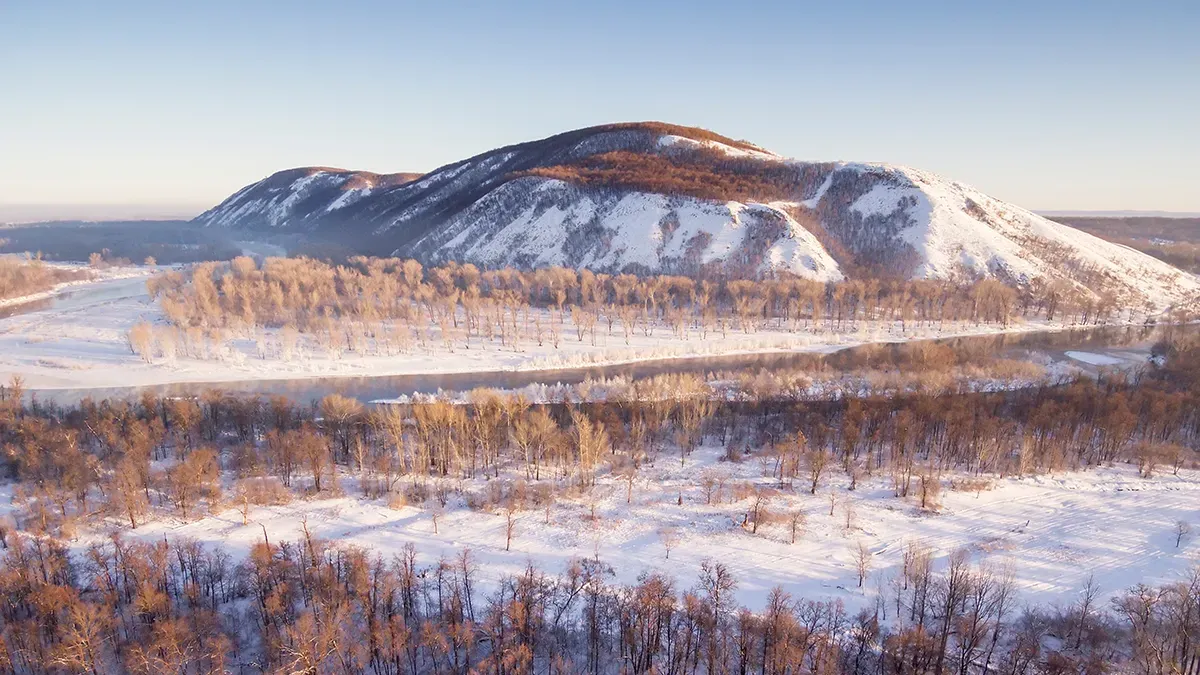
[0,271,1149,392]
[45,445,1200,614]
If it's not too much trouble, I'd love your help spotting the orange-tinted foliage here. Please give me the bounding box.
[0,258,90,301]
[516,149,801,202]
[595,121,767,153]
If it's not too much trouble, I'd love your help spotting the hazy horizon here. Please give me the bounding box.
[6,203,1200,226]
[0,203,211,224]
[2,1,1198,213]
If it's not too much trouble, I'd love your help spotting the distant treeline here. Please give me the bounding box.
[1053,216,1200,273]
[0,257,89,301]
[0,221,243,265]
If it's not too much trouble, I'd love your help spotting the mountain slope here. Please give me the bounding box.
[195,122,1200,308]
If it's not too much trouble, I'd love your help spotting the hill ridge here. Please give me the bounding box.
[194,122,1200,309]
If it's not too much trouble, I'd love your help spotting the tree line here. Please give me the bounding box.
[3,332,1198,543]
[0,258,89,303]
[0,526,1196,673]
[132,256,1153,363]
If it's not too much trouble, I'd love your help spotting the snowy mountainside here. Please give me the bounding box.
[197,167,422,230]
[418,177,842,280]
[832,165,1200,304]
[194,122,1200,307]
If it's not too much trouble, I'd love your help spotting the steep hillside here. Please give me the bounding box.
[195,122,1200,307]
[198,168,423,230]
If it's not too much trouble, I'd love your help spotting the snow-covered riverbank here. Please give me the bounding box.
[0,272,1158,392]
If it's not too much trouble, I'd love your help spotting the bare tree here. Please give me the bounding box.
[428,499,444,535]
[659,526,680,559]
[1175,520,1192,548]
[700,468,725,505]
[806,448,831,495]
[1073,572,1101,650]
[128,321,155,361]
[109,458,149,528]
[236,491,251,525]
[918,469,942,511]
[932,548,974,675]
[616,460,638,505]
[165,447,219,519]
[789,509,806,544]
[852,540,872,587]
[746,486,774,534]
[570,409,609,488]
[503,506,518,552]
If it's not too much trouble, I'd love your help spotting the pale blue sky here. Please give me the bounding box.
[1,1,1197,216]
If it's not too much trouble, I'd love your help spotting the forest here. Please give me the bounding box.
[0,530,1196,674]
[129,256,1152,366]
[0,222,244,268]
[516,149,804,203]
[0,328,1197,671]
[1051,216,1200,274]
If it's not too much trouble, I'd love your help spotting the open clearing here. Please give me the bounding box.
[46,445,1200,614]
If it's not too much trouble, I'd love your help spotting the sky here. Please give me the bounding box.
[1,0,1198,218]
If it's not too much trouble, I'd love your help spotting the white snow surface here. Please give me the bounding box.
[1065,350,1126,366]
[656,134,781,160]
[324,184,373,212]
[37,448,1200,614]
[844,164,1200,307]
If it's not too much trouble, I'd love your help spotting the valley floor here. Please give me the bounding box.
[19,445,1200,614]
[0,268,1195,637]
[0,270,1149,393]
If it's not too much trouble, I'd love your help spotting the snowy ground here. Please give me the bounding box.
[42,446,1200,614]
[1065,350,1126,367]
[1,270,1193,615]
[0,271,1150,392]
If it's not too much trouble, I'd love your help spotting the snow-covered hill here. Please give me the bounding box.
[195,122,1200,308]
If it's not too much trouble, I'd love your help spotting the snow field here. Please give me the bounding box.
[1065,351,1126,366]
[844,164,1200,306]
[93,445,1200,614]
